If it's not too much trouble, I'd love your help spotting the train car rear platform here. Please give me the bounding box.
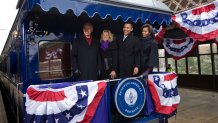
[169,88,218,123]
[0,85,218,123]
[0,88,8,123]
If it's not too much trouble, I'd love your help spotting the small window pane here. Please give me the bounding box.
[199,44,211,54]
[200,55,212,75]
[214,55,218,75]
[153,68,158,72]
[159,58,166,72]
[167,58,175,72]
[177,58,186,74]
[158,49,165,57]
[212,43,217,53]
[188,57,198,74]
[39,41,71,80]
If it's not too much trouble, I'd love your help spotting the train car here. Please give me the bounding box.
[0,0,175,123]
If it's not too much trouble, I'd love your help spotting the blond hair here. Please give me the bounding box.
[100,30,114,42]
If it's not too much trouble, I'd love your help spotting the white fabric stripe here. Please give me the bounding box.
[159,94,180,106]
[153,84,180,106]
[148,73,180,107]
[175,1,218,35]
[25,96,76,115]
[26,81,107,116]
[163,39,195,57]
[68,82,100,123]
[175,12,218,34]
[148,74,177,89]
[163,38,195,48]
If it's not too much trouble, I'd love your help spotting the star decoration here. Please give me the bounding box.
[154,76,159,81]
[65,112,72,120]
[55,118,59,123]
[79,89,87,98]
[77,105,85,109]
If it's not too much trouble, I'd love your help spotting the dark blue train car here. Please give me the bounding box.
[0,0,173,122]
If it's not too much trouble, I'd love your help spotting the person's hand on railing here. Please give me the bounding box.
[139,72,148,80]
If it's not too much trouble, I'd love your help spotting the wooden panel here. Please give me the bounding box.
[177,74,218,91]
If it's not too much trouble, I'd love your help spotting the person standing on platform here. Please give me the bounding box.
[99,30,118,79]
[140,24,159,78]
[72,22,100,81]
[166,64,173,72]
[117,22,141,78]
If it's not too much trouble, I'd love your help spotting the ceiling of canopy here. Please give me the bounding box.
[160,0,215,13]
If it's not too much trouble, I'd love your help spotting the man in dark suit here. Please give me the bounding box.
[117,22,141,78]
[72,23,100,81]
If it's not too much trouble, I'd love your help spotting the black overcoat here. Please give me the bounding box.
[99,40,118,79]
[117,33,141,77]
[72,36,100,81]
[140,36,159,73]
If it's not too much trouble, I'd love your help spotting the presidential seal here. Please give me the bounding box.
[114,78,146,118]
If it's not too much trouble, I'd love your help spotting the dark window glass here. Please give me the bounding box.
[38,41,71,80]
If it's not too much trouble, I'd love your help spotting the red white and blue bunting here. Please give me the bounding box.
[163,38,199,60]
[155,26,166,42]
[172,1,218,41]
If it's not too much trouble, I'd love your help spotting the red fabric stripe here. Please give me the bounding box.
[172,16,218,41]
[27,87,66,102]
[155,27,166,42]
[147,80,178,114]
[80,82,107,123]
[172,39,187,44]
[192,3,215,15]
[164,73,177,81]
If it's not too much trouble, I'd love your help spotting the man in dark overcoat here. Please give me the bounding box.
[117,22,141,78]
[72,23,100,81]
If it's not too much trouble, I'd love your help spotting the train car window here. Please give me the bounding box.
[158,49,165,57]
[200,55,212,75]
[214,54,218,75]
[188,57,198,74]
[159,58,166,72]
[198,44,211,54]
[167,58,176,72]
[38,41,71,80]
[177,58,187,74]
[212,43,217,53]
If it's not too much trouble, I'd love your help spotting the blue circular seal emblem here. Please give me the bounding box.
[114,78,146,118]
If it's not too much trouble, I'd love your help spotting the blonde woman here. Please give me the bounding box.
[99,30,118,79]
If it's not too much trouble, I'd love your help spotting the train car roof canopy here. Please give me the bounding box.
[17,0,172,25]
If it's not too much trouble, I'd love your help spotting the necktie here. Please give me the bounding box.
[123,35,127,41]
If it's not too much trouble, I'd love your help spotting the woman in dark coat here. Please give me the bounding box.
[140,24,159,78]
[72,23,100,81]
[99,30,118,79]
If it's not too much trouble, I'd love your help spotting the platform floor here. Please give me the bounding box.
[0,88,8,123]
[169,88,218,123]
